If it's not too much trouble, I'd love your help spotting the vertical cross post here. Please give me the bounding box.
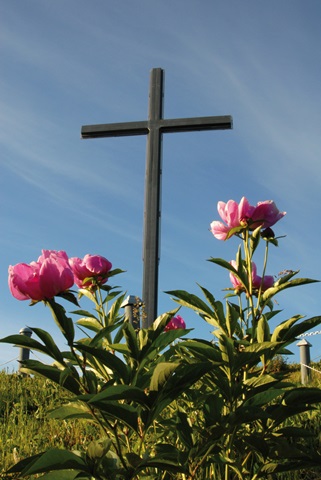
[143,68,163,328]
[81,68,233,327]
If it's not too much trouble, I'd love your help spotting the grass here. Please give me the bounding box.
[0,371,101,474]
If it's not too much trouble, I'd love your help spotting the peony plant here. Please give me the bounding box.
[2,198,321,480]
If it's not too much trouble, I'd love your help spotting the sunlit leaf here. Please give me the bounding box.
[262,278,319,302]
[75,317,102,332]
[89,384,148,405]
[150,362,179,391]
[48,402,93,420]
[165,289,213,317]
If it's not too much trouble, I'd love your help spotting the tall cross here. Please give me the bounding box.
[81,68,233,327]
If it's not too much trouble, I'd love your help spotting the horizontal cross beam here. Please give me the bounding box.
[81,115,232,138]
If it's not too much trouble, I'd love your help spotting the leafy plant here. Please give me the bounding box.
[2,198,321,479]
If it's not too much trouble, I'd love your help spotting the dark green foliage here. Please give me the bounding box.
[2,227,321,479]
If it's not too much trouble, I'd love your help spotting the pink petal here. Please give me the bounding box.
[210,221,229,240]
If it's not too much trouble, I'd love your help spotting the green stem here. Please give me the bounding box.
[242,231,256,339]
[255,240,269,314]
[94,286,112,344]
[95,286,105,325]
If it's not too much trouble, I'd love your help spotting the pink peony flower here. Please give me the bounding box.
[229,260,274,293]
[69,254,112,288]
[211,197,286,240]
[211,197,255,240]
[164,315,186,332]
[250,200,286,229]
[9,250,74,301]
[8,262,43,301]
[253,273,274,291]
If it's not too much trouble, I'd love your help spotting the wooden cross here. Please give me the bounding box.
[81,68,233,327]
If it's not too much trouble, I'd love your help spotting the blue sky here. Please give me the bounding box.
[1,0,321,370]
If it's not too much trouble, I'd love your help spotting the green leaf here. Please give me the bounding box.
[177,339,222,363]
[105,288,124,301]
[250,225,262,255]
[274,270,299,285]
[175,410,194,449]
[140,324,191,360]
[138,456,186,475]
[165,289,213,317]
[218,333,236,368]
[105,292,126,327]
[78,288,97,303]
[226,301,240,337]
[76,317,102,332]
[208,257,238,273]
[269,315,321,346]
[74,343,129,383]
[83,369,98,393]
[107,268,125,278]
[152,309,180,332]
[280,315,321,342]
[39,471,81,480]
[211,256,249,292]
[126,452,143,468]
[18,359,81,395]
[47,299,75,345]
[147,362,212,424]
[150,362,179,391]
[89,384,148,405]
[257,315,270,343]
[109,343,130,355]
[233,342,281,372]
[30,327,65,363]
[86,438,111,460]
[243,389,284,407]
[262,277,319,302]
[72,309,99,319]
[244,373,288,389]
[277,426,316,438]
[203,393,224,426]
[198,285,226,324]
[243,341,280,355]
[225,225,245,239]
[0,334,53,358]
[87,399,138,431]
[123,321,139,359]
[99,450,122,476]
[284,387,321,406]
[57,290,80,306]
[8,449,89,476]
[90,321,123,347]
[48,402,93,420]
[242,433,269,458]
[271,315,303,342]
